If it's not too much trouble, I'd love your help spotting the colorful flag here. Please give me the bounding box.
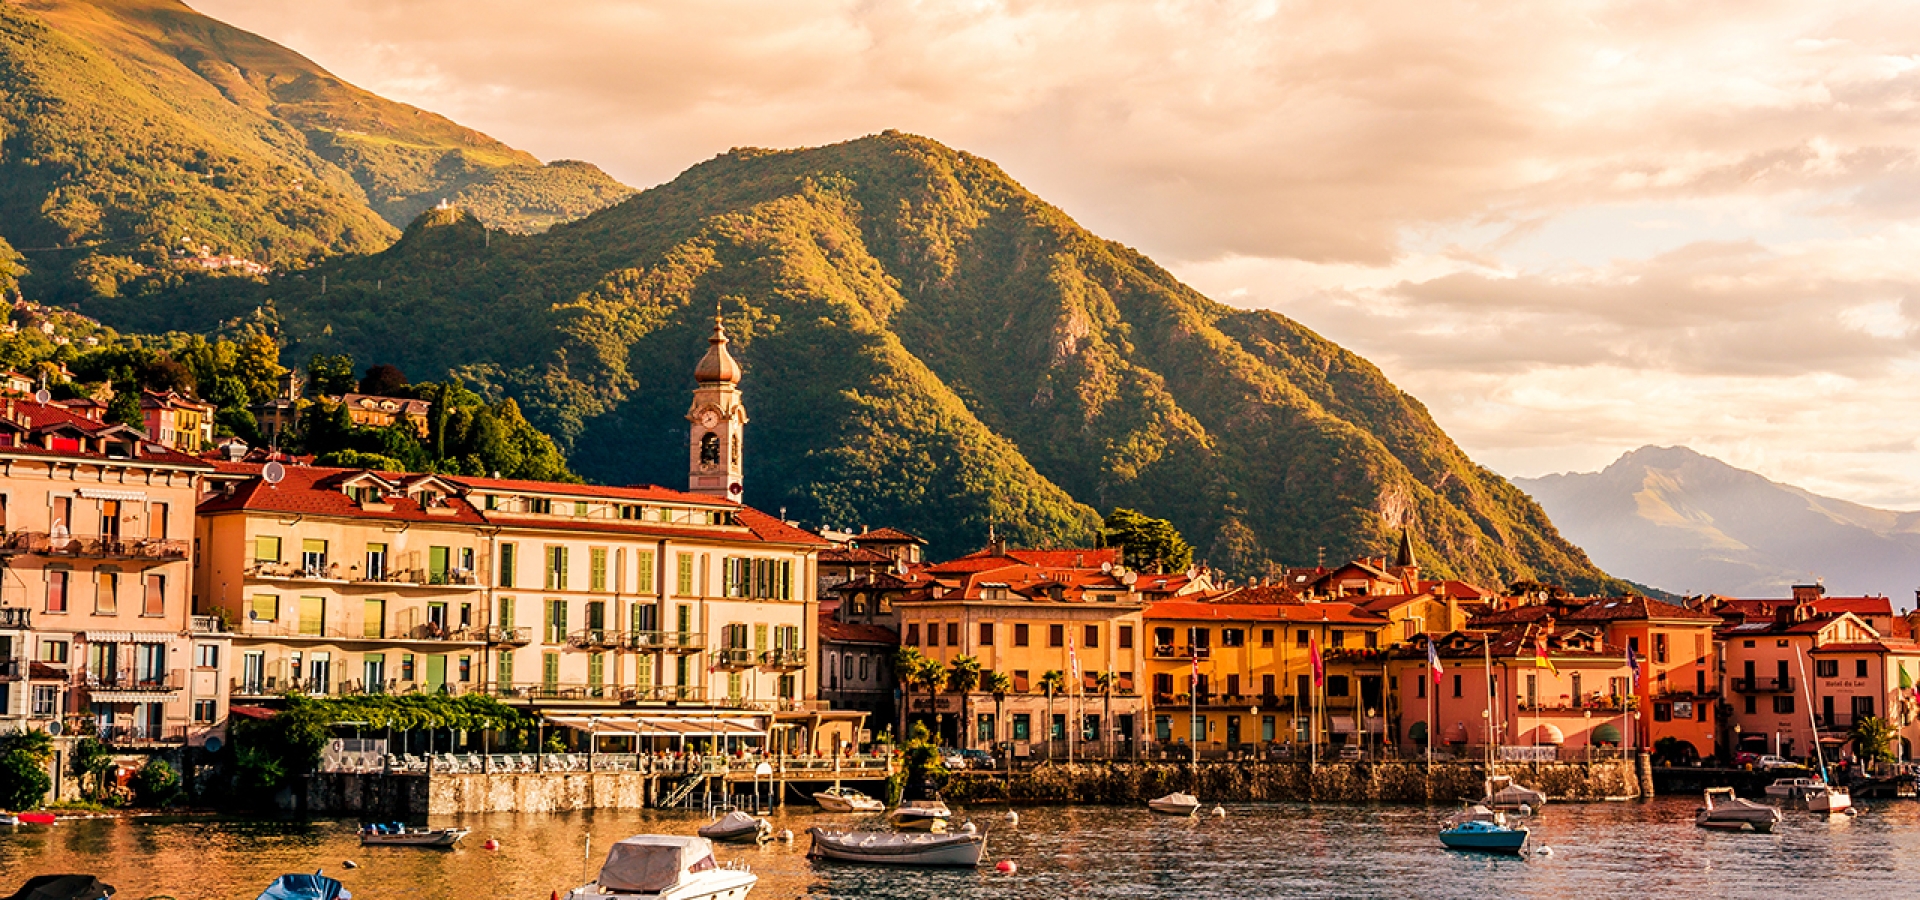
[1191,652,1201,691]
[1626,645,1641,688]
[1427,637,1444,685]
[1069,636,1080,692]
[1534,632,1557,674]
[1309,636,1325,687]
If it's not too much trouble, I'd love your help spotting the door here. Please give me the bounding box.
[242,651,264,693]
[427,654,447,693]
[1823,694,1835,728]
[587,601,606,641]
[1226,715,1242,747]
[429,546,450,584]
[427,602,448,637]
[363,599,385,638]
[311,652,332,694]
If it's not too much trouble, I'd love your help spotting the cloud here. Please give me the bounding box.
[183,0,1920,507]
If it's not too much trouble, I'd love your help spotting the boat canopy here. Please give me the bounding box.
[257,874,351,900]
[597,836,718,893]
[5,875,115,900]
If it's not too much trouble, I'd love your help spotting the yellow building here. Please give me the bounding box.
[1142,596,1392,755]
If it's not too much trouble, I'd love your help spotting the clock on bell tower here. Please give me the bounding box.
[687,315,747,500]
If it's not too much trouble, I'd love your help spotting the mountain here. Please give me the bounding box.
[0,0,631,301]
[1515,446,1920,599]
[112,131,1626,593]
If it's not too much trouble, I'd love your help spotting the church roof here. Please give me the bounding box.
[694,319,742,384]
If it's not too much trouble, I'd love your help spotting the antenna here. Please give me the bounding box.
[262,461,287,487]
[33,389,49,404]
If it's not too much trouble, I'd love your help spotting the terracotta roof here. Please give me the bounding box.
[855,527,925,544]
[733,507,832,547]
[1215,584,1300,604]
[198,464,489,524]
[0,399,211,469]
[818,614,899,645]
[821,546,895,564]
[1144,599,1387,625]
[1420,579,1494,599]
[1565,597,1719,623]
[1467,605,1556,627]
[927,547,1119,574]
[452,475,733,504]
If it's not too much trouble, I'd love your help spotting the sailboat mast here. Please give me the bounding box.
[1795,648,1829,782]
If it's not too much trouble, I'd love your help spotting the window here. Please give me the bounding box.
[1773,695,1795,714]
[946,622,960,646]
[1052,714,1067,741]
[543,652,560,690]
[1154,673,1174,696]
[1119,626,1134,649]
[1013,669,1030,692]
[149,502,168,539]
[636,550,655,593]
[196,644,219,668]
[545,546,568,590]
[1653,703,1672,722]
[250,593,279,622]
[1853,695,1875,719]
[1221,628,1245,648]
[1155,715,1172,742]
[676,553,695,595]
[254,535,281,562]
[365,543,388,580]
[1013,714,1032,741]
[1226,674,1241,697]
[978,714,995,744]
[1014,624,1030,647]
[94,571,118,614]
[1330,630,1346,649]
[575,501,590,518]
[1857,659,1869,678]
[1417,675,1426,699]
[39,639,68,663]
[298,596,325,636]
[1296,629,1309,648]
[1048,624,1065,648]
[363,598,386,638]
[499,543,517,588]
[1816,660,1839,678]
[497,653,514,687]
[905,623,921,646]
[1083,625,1099,649]
[925,622,940,647]
[46,570,68,613]
[859,656,870,681]
[1452,674,1462,698]
[33,685,61,716]
[1261,629,1275,648]
[143,574,164,617]
[547,599,568,643]
[1262,673,1276,697]
[979,622,995,646]
[301,538,328,575]
[590,548,608,591]
[1654,632,1669,664]
[1364,631,1378,649]
[1744,695,1757,715]
[193,699,217,723]
[1327,675,1350,697]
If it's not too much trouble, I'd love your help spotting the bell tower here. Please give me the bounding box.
[687,315,747,501]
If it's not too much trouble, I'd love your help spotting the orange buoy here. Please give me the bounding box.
[996,860,1017,874]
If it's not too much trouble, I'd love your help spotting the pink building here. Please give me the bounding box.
[1721,610,1920,762]
[1392,627,1636,758]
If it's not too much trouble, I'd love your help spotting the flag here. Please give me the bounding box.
[1069,636,1081,692]
[1427,637,1444,685]
[1309,637,1325,687]
[1902,662,1912,691]
[1626,645,1641,688]
[1191,652,1201,692]
[1534,632,1557,675]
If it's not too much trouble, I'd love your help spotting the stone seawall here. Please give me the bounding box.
[301,772,662,816]
[942,759,1641,805]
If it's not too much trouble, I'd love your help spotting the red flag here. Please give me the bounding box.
[1309,637,1325,687]
[1427,637,1444,685]
[1190,652,1200,691]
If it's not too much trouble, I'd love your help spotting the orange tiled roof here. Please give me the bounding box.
[1144,599,1388,625]
[818,614,899,645]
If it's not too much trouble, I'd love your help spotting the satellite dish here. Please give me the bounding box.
[204,736,223,754]
[46,721,63,736]
[32,389,50,404]
[1100,561,1113,573]
[1122,572,1138,586]
[262,461,286,485]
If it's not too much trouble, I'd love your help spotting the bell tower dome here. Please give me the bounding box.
[688,315,747,500]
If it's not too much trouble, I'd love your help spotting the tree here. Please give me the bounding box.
[947,655,983,749]
[1040,669,1067,761]
[891,646,929,738]
[0,727,54,810]
[307,353,356,396]
[1852,715,1898,765]
[359,363,410,396]
[983,671,1013,759]
[131,759,181,807]
[0,237,27,297]
[1093,670,1117,758]
[911,658,949,745]
[1101,508,1193,573]
[70,737,115,801]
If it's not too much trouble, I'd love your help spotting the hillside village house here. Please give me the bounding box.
[334,393,431,438]
[0,399,229,749]
[140,389,216,453]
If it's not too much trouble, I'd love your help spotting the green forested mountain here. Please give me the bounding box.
[0,0,630,302]
[125,132,1627,593]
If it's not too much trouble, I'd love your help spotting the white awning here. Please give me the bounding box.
[78,489,148,501]
[83,631,133,643]
[87,690,179,703]
[544,714,765,738]
[129,632,172,644]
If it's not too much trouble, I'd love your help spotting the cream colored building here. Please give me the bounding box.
[0,399,228,748]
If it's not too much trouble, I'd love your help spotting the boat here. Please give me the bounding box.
[358,823,469,847]
[3,875,115,900]
[886,800,952,832]
[1146,792,1202,816]
[807,827,988,867]
[3,812,56,826]
[1438,806,1529,855]
[1695,787,1781,833]
[256,874,351,900]
[565,835,756,900]
[696,810,772,844]
[1481,775,1547,811]
[812,786,885,813]
[1765,777,1818,802]
[1806,782,1854,816]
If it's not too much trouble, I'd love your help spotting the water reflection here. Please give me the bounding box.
[3,798,1919,899]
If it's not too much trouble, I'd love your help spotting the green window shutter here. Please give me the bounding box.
[728,672,743,701]
[500,597,515,630]
[676,553,694,596]
[636,551,655,593]
[500,544,516,588]
[429,546,450,581]
[590,548,607,592]
[497,652,514,686]
[754,624,768,652]
[543,652,560,688]
[676,604,691,633]
[588,653,604,686]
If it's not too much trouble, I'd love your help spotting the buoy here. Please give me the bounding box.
[1005,810,1020,825]
[996,860,1017,874]
[960,820,978,834]
[1536,846,1553,857]
[780,829,794,843]
[483,838,500,851]
[342,861,357,869]
[1211,806,1226,818]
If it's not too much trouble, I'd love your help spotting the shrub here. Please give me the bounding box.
[131,759,182,807]
[0,751,51,809]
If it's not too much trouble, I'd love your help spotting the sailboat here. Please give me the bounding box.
[1794,650,1854,816]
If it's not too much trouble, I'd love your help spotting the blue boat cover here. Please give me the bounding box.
[256,874,350,900]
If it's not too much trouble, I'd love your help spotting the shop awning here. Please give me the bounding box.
[544,715,765,738]
[83,631,132,643]
[87,690,178,703]
[1531,723,1565,745]
[1592,723,1623,745]
[1408,721,1429,744]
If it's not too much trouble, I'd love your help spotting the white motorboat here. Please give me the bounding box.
[886,800,952,831]
[813,786,885,813]
[1695,787,1781,833]
[1765,777,1818,802]
[807,827,987,867]
[1146,792,1202,816]
[696,810,772,844]
[1806,782,1854,816]
[1480,776,1547,811]
[359,824,469,847]
[565,835,757,900]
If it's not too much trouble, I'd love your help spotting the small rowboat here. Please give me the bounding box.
[807,827,987,867]
[1695,787,1781,833]
[257,873,351,900]
[813,786,885,813]
[1147,792,1201,816]
[359,824,468,847]
[2,874,113,900]
[697,810,772,844]
[886,801,951,832]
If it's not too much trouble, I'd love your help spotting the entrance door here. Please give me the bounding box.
[1226,715,1241,747]
[310,652,332,694]
[427,655,447,693]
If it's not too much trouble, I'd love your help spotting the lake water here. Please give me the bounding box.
[3,797,1917,899]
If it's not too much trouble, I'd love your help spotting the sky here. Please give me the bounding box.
[192,0,1920,509]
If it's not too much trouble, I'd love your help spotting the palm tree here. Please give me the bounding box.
[983,671,1013,762]
[891,646,930,738]
[1040,669,1067,761]
[911,657,949,745]
[947,655,984,749]
[1093,670,1117,759]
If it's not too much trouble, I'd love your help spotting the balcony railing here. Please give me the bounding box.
[480,682,707,703]
[567,628,625,650]
[0,658,24,681]
[0,607,28,629]
[249,562,483,588]
[94,724,188,745]
[712,648,756,670]
[190,614,227,634]
[2,531,188,562]
[1150,645,1212,660]
[1733,676,1795,693]
[483,626,533,646]
[628,631,706,653]
[84,667,185,692]
[760,647,809,670]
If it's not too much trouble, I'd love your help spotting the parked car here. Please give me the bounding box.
[1756,754,1801,771]
[1337,745,1365,761]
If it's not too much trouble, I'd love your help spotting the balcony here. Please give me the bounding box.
[0,607,28,629]
[760,647,809,670]
[1,531,188,563]
[1733,676,1795,693]
[0,657,23,681]
[93,724,188,746]
[484,626,533,646]
[84,667,185,694]
[567,628,626,650]
[712,648,756,671]
[190,614,227,634]
[1150,645,1211,660]
[248,562,483,590]
[629,631,706,653]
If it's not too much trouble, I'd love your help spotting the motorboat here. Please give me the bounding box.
[696,810,772,844]
[1481,776,1547,812]
[1695,787,1781,833]
[1147,792,1202,816]
[565,835,756,900]
[256,874,351,900]
[3,875,114,900]
[1806,782,1854,816]
[886,800,952,832]
[813,786,885,813]
[2,812,56,826]
[807,827,987,867]
[1438,806,1529,855]
[1765,777,1817,802]
[358,823,469,847]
